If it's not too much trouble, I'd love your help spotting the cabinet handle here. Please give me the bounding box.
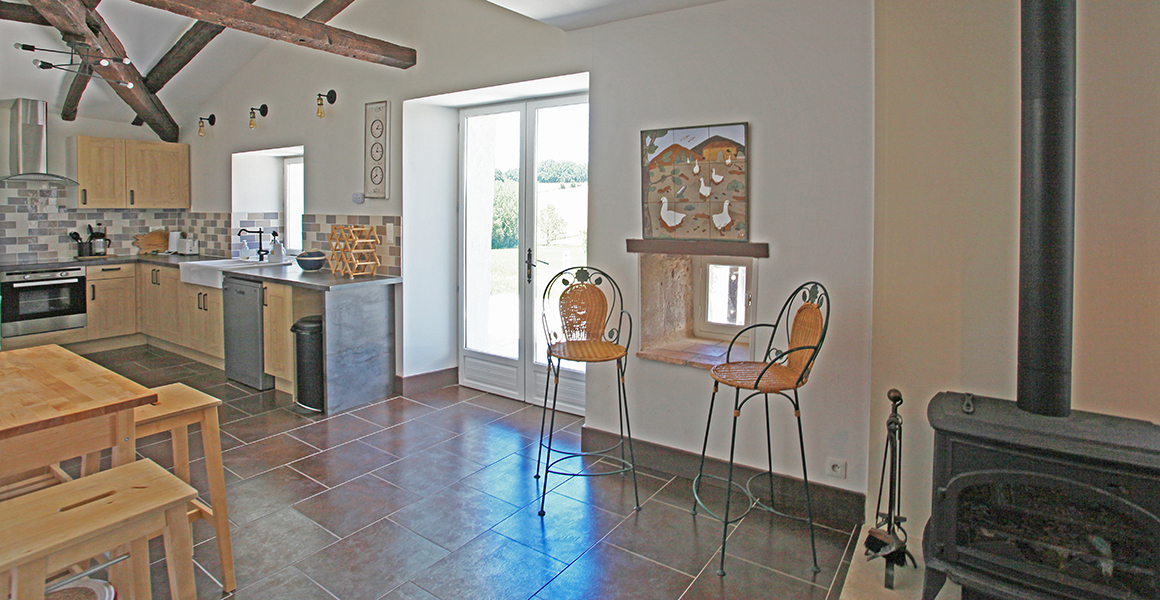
[81,189,88,205]
[101,267,121,272]
[262,286,267,307]
[200,292,206,311]
[129,190,135,205]
[91,284,96,301]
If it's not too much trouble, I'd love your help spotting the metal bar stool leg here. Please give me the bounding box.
[534,353,555,481]
[718,387,743,577]
[692,381,720,515]
[617,357,640,511]
[793,392,821,573]
[539,358,563,517]
[763,395,776,506]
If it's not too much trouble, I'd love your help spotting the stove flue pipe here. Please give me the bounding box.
[1018,0,1076,417]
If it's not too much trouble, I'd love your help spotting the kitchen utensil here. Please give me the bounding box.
[77,241,93,257]
[69,231,82,243]
[92,238,109,255]
[87,224,94,240]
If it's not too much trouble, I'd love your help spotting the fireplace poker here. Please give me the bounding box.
[865,388,916,589]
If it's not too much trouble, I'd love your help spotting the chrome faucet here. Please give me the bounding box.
[238,228,269,261]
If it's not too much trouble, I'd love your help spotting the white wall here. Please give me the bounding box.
[230,154,284,213]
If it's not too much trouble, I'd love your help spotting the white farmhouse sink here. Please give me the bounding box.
[179,258,293,288]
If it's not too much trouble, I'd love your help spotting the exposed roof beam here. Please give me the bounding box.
[0,1,49,25]
[29,0,180,141]
[125,0,416,69]
[131,0,354,126]
[60,62,92,121]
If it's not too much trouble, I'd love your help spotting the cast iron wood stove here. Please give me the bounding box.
[922,1,1160,599]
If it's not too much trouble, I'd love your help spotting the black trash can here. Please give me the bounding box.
[291,315,325,413]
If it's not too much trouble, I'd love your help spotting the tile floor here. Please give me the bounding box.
[81,344,858,600]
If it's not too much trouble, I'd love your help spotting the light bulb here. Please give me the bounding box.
[198,120,205,137]
[317,96,325,118]
[249,109,256,130]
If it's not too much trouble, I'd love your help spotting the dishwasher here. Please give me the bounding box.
[222,276,274,390]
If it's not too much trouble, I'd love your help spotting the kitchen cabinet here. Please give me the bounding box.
[262,283,294,382]
[86,264,136,340]
[75,136,189,209]
[138,264,181,344]
[180,284,224,358]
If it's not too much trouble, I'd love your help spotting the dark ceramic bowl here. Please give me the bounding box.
[296,250,327,271]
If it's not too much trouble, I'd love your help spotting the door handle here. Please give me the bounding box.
[129,190,135,205]
[524,249,548,284]
[197,292,204,311]
[91,284,96,301]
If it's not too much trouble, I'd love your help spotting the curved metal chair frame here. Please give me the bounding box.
[692,281,830,576]
[535,266,639,517]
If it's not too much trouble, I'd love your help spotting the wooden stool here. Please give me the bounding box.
[134,384,235,593]
[0,460,197,600]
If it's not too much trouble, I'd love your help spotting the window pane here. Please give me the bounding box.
[707,264,746,326]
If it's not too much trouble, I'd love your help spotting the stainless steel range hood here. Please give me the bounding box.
[0,99,78,186]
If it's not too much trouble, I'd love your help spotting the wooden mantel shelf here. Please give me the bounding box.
[625,239,769,258]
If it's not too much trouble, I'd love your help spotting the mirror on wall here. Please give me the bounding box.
[231,145,305,252]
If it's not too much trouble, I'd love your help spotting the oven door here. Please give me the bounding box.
[1,275,87,337]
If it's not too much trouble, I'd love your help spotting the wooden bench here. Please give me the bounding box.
[0,459,197,600]
[133,383,236,593]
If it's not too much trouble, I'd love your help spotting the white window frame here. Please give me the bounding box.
[283,156,304,252]
[692,255,756,341]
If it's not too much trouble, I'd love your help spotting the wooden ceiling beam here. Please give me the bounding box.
[130,0,352,126]
[28,0,180,142]
[60,62,92,121]
[0,1,50,25]
[125,0,416,69]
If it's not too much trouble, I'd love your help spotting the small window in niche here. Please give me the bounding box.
[284,156,304,251]
[694,256,755,340]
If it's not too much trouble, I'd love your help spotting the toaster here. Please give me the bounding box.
[176,238,200,255]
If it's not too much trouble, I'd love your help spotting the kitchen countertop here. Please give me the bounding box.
[1,254,401,292]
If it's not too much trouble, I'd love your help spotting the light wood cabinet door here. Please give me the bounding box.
[125,140,189,209]
[262,283,294,381]
[180,284,224,359]
[138,265,181,343]
[76,136,126,209]
[87,274,136,340]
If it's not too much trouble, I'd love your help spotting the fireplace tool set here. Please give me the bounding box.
[865,388,916,589]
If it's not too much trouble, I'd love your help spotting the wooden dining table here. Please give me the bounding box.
[0,344,157,487]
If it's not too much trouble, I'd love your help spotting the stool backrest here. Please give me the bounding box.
[542,266,631,349]
[788,301,824,384]
[559,282,608,341]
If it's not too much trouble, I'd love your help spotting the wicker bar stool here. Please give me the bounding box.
[692,281,829,576]
[535,266,639,517]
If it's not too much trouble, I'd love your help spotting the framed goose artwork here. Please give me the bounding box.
[640,122,748,241]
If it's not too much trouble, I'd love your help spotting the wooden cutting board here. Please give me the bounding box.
[132,228,170,254]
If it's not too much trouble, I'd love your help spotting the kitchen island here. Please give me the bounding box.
[223,264,401,413]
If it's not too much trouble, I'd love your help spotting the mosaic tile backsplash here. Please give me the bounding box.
[0,183,401,277]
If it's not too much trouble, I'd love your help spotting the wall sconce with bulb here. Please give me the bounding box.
[317,90,336,118]
[249,104,268,130]
[197,114,215,137]
[17,42,135,88]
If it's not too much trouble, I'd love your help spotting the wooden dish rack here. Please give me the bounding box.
[327,224,380,278]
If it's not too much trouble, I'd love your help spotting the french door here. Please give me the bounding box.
[458,95,590,414]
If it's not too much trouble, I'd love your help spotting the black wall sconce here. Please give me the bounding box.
[17,42,134,87]
[249,104,268,130]
[317,90,336,118]
[198,114,215,137]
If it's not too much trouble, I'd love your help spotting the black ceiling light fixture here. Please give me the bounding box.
[249,104,268,130]
[198,114,216,137]
[317,89,336,118]
[16,42,134,88]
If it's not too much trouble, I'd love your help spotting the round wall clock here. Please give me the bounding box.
[370,166,384,185]
[370,142,384,161]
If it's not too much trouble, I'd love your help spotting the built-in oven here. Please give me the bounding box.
[1,267,87,337]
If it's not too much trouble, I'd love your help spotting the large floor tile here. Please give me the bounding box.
[288,413,385,450]
[222,433,320,479]
[289,440,397,487]
[293,473,421,537]
[359,419,458,459]
[232,566,337,600]
[459,452,560,507]
[603,500,729,576]
[536,542,694,600]
[723,509,852,585]
[415,402,505,434]
[353,397,437,428]
[465,392,530,415]
[406,385,485,409]
[194,507,338,591]
[371,446,485,498]
[435,423,535,467]
[379,582,440,600]
[681,553,830,600]
[222,408,314,444]
[147,558,225,600]
[226,466,328,525]
[411,531,566,600]
[551,464,668,517]
[389,482,519,551]
[493,491,625,564]
[295,518,449,600]
[230,388,297,416]
[488,406,581,440]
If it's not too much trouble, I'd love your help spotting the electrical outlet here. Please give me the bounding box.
[825,457,847,479]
